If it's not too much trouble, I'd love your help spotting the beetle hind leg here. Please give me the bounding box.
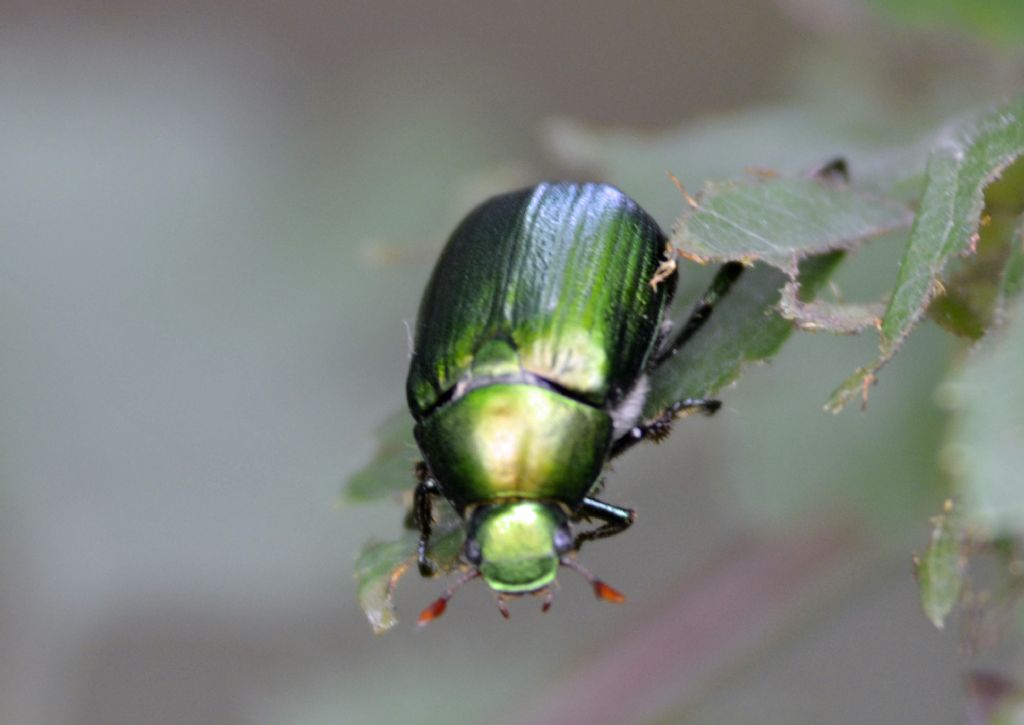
[573,497,635,551]
[606,262,740,458]
[609,397,721,459]
[413,461,441,577]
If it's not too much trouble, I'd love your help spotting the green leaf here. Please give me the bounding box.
[927,158,1024,339]
[662,171,911,349]
[830,94,1024,412]
[927,212,1021,340]
[343,409,416,503]
[345,411,473,632]
[779,290,886,335]
[939,293,1024,538]
[872,100,1024,353]
[643,253,843,418]
[355,535,417,634]
[670,178,912,271]
[915,502,965,629]
[354,498,465,634]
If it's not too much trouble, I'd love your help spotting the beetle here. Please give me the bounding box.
[403,182,743,624]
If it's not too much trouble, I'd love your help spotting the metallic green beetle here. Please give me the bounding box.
[406,182,742,624]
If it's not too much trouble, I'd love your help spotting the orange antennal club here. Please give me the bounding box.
[561,557,626,604]
[416,568,480,628]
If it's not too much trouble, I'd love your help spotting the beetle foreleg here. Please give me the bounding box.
[413,462,441,577]
[573,497,635,551]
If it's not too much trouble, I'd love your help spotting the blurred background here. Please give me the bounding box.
[2,1,1021,723]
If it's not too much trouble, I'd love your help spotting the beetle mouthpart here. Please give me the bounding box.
[496,594,510,620]
[417,568,480,628]
[560,557,626,604]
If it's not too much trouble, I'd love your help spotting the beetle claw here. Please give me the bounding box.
[649,254,678,290]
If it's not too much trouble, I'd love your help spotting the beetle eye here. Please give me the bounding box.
[553,526,573,555]
[464,537,482,565]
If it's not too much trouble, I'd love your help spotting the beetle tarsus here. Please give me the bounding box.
[609,397,720,458]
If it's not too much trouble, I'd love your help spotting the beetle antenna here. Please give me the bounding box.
[560,557,626,604]
[417,568,480,627]
[541,588,554,613]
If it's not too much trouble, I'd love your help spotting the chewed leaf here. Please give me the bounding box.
[356,535,418,634]
[355,498,466,633]
[343,409,417,503]
[915,502,965,629]
[830,94,1024,412]
[882,124,1019,356]
[643,253,842,418]
[779,279,886,334]
[671,178,912,271]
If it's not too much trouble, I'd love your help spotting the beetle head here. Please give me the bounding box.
[416,501,625,626]
[467,501,569,594]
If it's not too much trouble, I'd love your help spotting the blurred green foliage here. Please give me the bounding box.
[942,294,1024,538]
[867,0,1024,47]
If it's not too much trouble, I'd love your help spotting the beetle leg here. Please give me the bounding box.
[609,398,721,459]
[573,497,635,551]
[652,261,745,367]
[413,461,441,577]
